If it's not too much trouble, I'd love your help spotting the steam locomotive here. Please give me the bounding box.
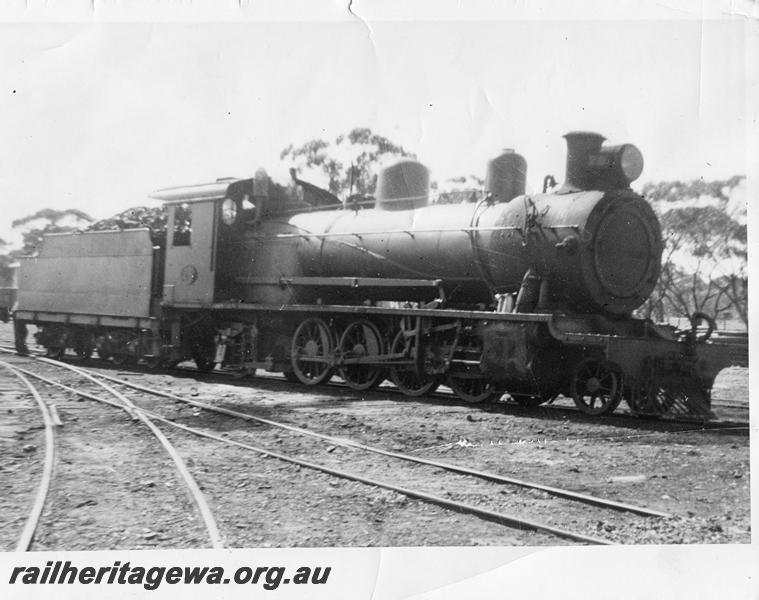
[12,131,735,417]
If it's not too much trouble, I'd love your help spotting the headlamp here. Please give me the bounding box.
[221,198,237,225]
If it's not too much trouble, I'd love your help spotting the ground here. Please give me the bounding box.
[0,322,750,549]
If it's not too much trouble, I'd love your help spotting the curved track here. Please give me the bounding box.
[91,369,671,518]
[0,361,56,551]
[7,351,692,545]
[5,360,224,549]
[2,350,624,545]
[4,345,746,545]
[170,362,750,429]
[2,345,748,429]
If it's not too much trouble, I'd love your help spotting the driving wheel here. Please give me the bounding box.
[337,319,385,391]
[291,318,334,385]
[388,330,438,397]
[446,375,502,404]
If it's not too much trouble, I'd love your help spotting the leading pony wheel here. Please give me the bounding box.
[570,359,622,416]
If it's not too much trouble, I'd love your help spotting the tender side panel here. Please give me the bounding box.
[18,229,155,318]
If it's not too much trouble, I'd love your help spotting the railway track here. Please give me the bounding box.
[0,361,57,551]
[1,349,689,546]
[169,363,751,432]
[0,354,224,551]
[2,345,748,430]
[89,368,671,518]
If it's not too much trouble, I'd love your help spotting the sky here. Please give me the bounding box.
[0,1,755,246]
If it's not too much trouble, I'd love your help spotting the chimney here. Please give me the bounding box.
[563,131,605,191]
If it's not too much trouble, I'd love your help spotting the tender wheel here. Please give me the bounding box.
[96,335,113,361]
[111,353,128,366]
[388,331,438,397]
[46,347,65,360]
[73,331,95,361]
[74,340,93,361]
[291,318,334,385]
[571,359,622,416]
[76,348,93,361]
[143,356,163,370]
[191,339,216,373]
[446,375,502,404]
[337,319,385,391]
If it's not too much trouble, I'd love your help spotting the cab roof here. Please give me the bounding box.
[149,178,242,204]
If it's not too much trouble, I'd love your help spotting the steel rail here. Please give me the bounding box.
[86,369,670,518]
[6,357,613,544]
[131,405,615,545]
[0,361,56,552]
[1,348,733,517]
[0,347,748,431]
[11,361,224,549]
[60,360,751,437]
[176,364,749,432]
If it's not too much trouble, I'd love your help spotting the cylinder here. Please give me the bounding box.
[485,149,527,203]
[375,160,429,211]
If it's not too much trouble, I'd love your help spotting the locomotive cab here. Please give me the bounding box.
[151,175,263,306]
[151,169,314,308]
[161,198,217,305]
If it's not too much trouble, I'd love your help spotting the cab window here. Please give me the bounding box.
[173,203,192,246]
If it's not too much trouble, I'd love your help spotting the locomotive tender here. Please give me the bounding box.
[13,131,735,417]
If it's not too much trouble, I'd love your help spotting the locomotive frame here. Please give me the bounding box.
[11,132,743,419]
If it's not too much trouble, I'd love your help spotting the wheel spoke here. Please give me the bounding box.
[338,320,384,391]
[390,331,437,398]
[291,318,333,385]
[389,330,438,397]
[572,360,621,416]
